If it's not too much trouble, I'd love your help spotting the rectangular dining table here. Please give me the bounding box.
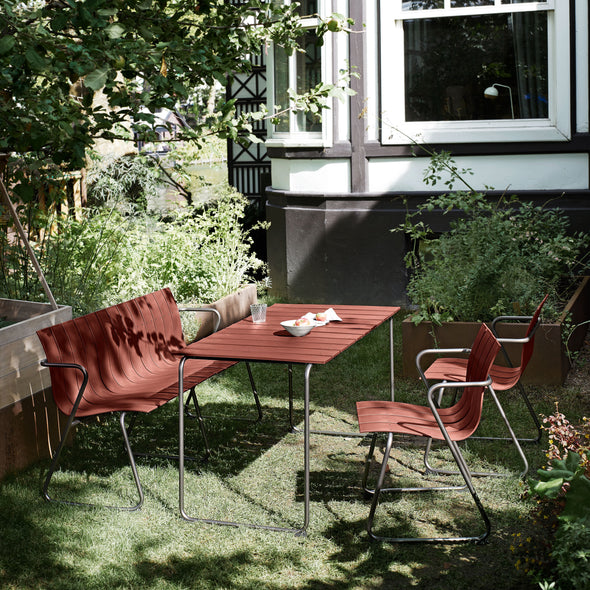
[176,303,400,536]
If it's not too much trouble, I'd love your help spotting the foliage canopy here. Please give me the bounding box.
[0,0,346,169]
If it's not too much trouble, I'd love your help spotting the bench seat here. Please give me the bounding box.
[36,287,256,510]
[37,288,236,417]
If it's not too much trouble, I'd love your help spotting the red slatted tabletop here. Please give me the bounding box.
[176,303,400,535]
[178,304,399,364]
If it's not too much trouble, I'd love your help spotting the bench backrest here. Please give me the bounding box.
[37,288,184,416]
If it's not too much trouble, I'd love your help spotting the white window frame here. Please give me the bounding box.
[266,0,333,148]
[380,0,571,144]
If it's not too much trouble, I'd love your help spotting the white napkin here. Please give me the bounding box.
[302,308,342,326]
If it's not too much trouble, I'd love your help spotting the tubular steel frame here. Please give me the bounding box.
[416,346,530,478]
[361,378,494,545]
[176,306,399,536]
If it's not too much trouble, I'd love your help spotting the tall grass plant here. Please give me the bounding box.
[1,174,263,316]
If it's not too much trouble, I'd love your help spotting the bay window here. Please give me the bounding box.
[267,0,332,146]
[381,0,570,143]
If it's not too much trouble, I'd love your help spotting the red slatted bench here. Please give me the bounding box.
[36,287,257,510]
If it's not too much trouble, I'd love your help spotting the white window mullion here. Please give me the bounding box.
[266,0,331,147]
[289,52,298,132]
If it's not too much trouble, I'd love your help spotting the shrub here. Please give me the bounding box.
[513,405,590,588]
[86,153,163,214]
[396,152,590,323]
[111,185,265,305]
[552,516,590,589]
[1,184,264,316]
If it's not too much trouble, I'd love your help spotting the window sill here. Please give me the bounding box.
[383,120,571,144]
[265,136,329,149]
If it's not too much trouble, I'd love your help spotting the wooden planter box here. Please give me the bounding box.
[401,276,590,386]
[0,299,72,480]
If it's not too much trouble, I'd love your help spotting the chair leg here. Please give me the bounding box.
[361,433,379,497]
[184,362,262,424]
[42,411,144,511]
[469,382,542,444]
[424,386,529,478]
[515,382,543,442]
[365,432,491,544]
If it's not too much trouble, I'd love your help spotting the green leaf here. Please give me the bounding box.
[561,474,590,521]
[535,468,576,482]
[105,24,125,39]
[0,35,16,55]
[25,48,47,70]
[530,477,565,499]
[97,8,118,16]
[84,68,110,91]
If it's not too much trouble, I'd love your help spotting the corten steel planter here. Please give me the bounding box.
[190,283,258,340]
[402,276,590,386]
[0,299,72,480]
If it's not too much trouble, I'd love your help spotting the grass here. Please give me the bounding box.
[0,314,587,590]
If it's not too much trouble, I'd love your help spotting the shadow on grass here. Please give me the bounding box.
[316,507,535,590]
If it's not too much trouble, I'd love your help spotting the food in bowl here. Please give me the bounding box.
[294,317,312,326]
[281,319,314,337]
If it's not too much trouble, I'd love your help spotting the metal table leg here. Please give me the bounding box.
[178,356,309,535]
[389,318,395,401]
[290,318,396,437]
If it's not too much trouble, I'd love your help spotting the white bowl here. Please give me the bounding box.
[281,320,314,337]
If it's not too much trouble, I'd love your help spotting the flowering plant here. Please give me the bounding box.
[512,404,590,586]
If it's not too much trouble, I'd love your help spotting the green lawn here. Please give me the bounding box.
[1,317,585,590]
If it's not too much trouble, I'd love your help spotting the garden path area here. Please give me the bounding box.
[0,317,587,590]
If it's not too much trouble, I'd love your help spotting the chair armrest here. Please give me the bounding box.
[492,316,540,343]
[40,360,89,418]
[178,307,221,333]
[497,336,532,345]
[491,314,534,335]
[415,347,471,384]
[428,375,492,395]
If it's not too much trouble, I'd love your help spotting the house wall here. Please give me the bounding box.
[265,0,590,306]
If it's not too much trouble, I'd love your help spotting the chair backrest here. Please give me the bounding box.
[520,294,549,372]
[454,323,501,437]
[37,288,184,416]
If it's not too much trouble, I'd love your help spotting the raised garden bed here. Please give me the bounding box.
[401,276,590,386]
[0,299,72,480]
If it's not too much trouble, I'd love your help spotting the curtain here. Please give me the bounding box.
[513,12,549,119]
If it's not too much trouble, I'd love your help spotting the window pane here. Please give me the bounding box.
[503,0,547,4]
[273,45,291,132]
[295,1,318,16]
[451,0,493,6]
[403,1,443,10]
[296,29,322,132]
[404,12,548,121]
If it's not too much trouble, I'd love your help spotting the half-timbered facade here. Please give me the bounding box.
[231,0,590,305]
